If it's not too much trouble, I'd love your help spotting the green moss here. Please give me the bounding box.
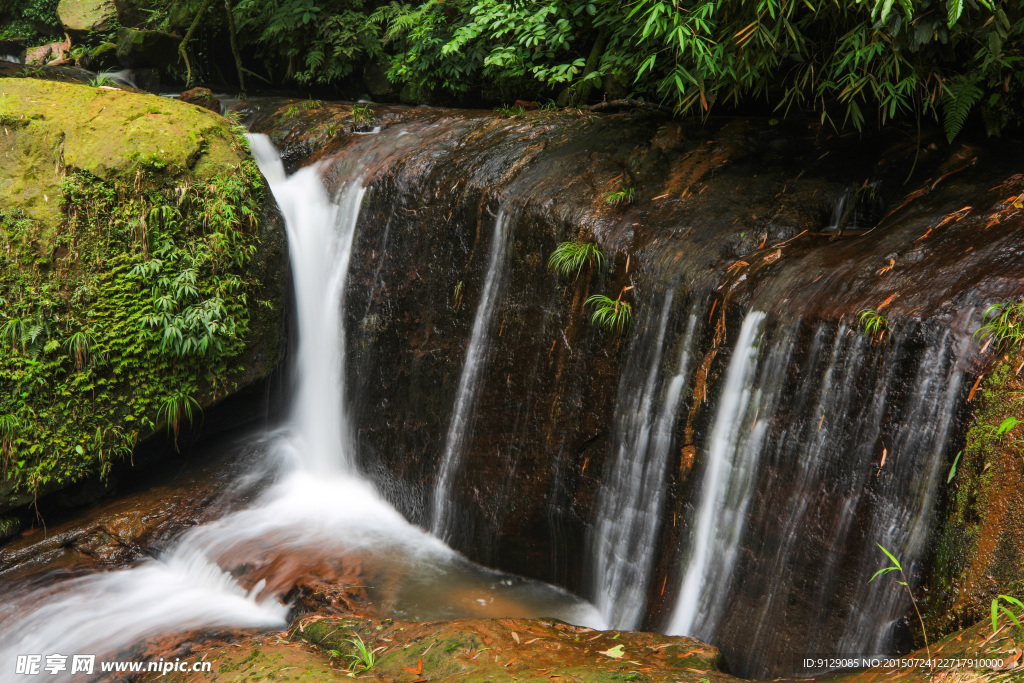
[0,78,281,506]
[926,356,1024,637]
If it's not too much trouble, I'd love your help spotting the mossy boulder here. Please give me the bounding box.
[57,0,117,35]
[1,78,244,224]
[116,27,179,68]
[0,78,287,512]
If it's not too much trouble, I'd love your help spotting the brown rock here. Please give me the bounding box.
[178,87,220,113]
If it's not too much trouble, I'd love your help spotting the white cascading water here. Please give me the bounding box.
[0,137,602,680]
[590,294,701,629]
[430,210,513,539]
[668,311,796,637]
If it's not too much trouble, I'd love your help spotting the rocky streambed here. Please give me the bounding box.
[0,74,1023,681]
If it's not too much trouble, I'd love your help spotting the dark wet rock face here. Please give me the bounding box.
[236,99,1024,677]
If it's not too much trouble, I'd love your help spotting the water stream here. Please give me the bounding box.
[669,311,793,638]
[430,210,514,540]
[665,316,964,676]
[589,293,701,629]
[0,137,602,679]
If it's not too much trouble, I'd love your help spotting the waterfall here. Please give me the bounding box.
[589,294,700,628]
[252,134,366,474]
[836,330,962,658]
[431,210,513,539]
[0,138,602,678]
[665,316,964,676]
[669,311,795,637]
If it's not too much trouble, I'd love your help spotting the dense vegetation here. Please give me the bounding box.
[0,81,276,505]
[0,163,267,501]
[5,0,1023,140]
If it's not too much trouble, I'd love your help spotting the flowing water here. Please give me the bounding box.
[0,137,602,679]
[0,103,993,680]
[669,311,794,637]
[431,210,514,540]
[589,293,701,629]
[665,317,964,676]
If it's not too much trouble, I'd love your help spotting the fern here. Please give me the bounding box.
[942,75,983,143]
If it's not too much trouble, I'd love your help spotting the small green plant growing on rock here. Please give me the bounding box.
[991,595,1024,634]
[88,72,117,88]
[604,184,634,206]
[157,391,202,447]
[974,301,1024,351]
[344,634,379,674]
[304,98,323,110]
[494,104,526,117]
[352,104,375,126]
[870,544,932,671]
[991,416,1022,438]
[548,241,604,279]
[858,308,890,342]
[452,280,464,310]
[587,294,632,333]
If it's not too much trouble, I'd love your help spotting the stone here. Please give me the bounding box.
[0,78,245,224]
[179,87,220,113]
[362,59,394,101]
[115,27,179,69]
[57,0,117,35]
[25,36,71,67]
[0,79,287,513]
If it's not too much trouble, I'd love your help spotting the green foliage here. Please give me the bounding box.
[604,184,634,206]
[0,160,266,498]
[858,308,890,341]
[942,75,984,143]
[61,0,1022,140]
[345,634,378,673]
[871,544,933,666]
[494,104,526,117]
[351,103,376,125]
[991,594,1024,633]
[993,416,1022,437]
[0,0,61,42]
[88,73,118,88]
[370,0,1024,139]
[586,294,631,333]
[947,450,962,484]
[452,279,464,310]
[233,0,388,85]
[548,241,604,279]
[975,300,1024,351]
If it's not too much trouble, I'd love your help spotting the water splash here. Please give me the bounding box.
[431,210,513,539]
[0,138,603,679]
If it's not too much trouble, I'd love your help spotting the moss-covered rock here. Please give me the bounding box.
[115,27,178,68]
[926,348,1024,638]
[0,78,286,512]
[1,78,244,223]
[57,0,117,35]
